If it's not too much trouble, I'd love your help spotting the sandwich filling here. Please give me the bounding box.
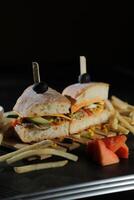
[71,100,105,120]
[10,114,71,131]
[8,113,71,143]
[71,97,104,113]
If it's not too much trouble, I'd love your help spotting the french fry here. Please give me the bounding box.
[117,125,129,135]
[7,148,78,164]
[0,140,53,162]
[27,155,52,161]
[105,100,115,114]
[130,111,134,125]
[111,96,128,110]
[109,113,118,130]
[123,116,132,124]
[131,121,134,125]
[114,109,130,116]
[112,117,118,130]
[94,129,107,136]
[116,112,134,134]
[95,129,117,137]
[92,133,105,139]
[0,133,3,145]
[14,160,68,174]
[107,132,117,137]
[69,135,91,145]
[130,111,134,117]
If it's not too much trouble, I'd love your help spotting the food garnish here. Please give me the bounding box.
[78,56,91,83]
[33,82,48,94]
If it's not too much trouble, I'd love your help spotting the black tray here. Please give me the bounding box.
[0,134,134,200]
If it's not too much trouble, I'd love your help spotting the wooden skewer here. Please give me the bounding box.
[80,56,87,75]
[32,62,41,83]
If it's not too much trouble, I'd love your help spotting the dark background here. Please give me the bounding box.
[0,2,134,102]
[0,2,134,106]
[0,5,134,102]
[0,2,134,199]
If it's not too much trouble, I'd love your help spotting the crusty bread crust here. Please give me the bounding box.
[62,82,109,100]
[15,121,69,143]
[70,109,111,134]
[13,86,71,117]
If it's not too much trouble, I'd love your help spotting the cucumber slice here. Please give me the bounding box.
[28,117,53,125]
[6,114,19,118]
[5,111,19,118]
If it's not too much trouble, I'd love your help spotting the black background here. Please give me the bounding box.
[0,3,134,199]
[0,2,134,63]
[0,2,134,112]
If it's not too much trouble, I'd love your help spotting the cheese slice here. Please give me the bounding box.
[71,98,104,113]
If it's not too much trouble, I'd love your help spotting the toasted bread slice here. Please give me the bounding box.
[70,109,110,134]
[15,121,69,143]
[63,82,109,113]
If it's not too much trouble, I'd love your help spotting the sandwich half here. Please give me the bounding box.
[13,85,71,143]
[62,82,111,134]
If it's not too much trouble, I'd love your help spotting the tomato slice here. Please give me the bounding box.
[87,139,119,166]
[102,135,127,152]
[11,119,20,127]
[84,109,93,116]
[87,135,129,166]
[116,143,129,159]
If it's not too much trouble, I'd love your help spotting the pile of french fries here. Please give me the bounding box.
[0,139,78,174]
[106,96,134,135]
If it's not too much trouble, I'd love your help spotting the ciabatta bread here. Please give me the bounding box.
[15,121,69,143]
[14,86,71,117]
